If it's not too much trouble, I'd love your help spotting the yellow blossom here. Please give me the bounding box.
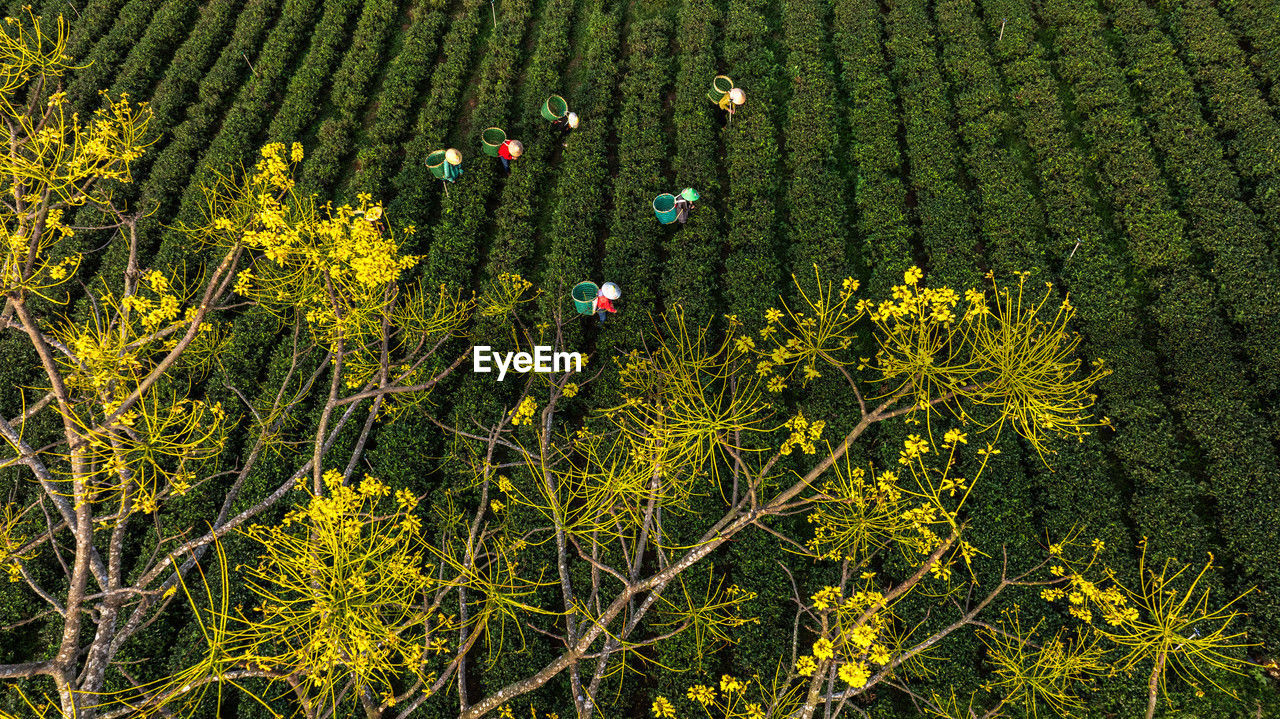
[849,624,876,649]
[687,685,715,705]
[838,661,870,687]
[868,644,891,665]
[795,655,817,677]
[651,696,675,718]
[510,396,537,426]
[903,434,929,457]
[811,586,841,610]
[813,637,834,661]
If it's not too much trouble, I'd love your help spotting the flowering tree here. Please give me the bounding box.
[0,10,472,716]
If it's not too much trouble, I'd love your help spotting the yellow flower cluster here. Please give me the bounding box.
[901,434,929,461]
[237,469,433,700]
[748,266,860,393]
[49,291,228,510]
[813,637,835,660]
[868,272,960,326]
[1042,572,1137,626]
[479,272,537,318]
[806,461,952,563]
[837,661,871,688]
[668,675,761,719]
[812,585,842,610]
[510,396,537,426]
[207,144,430,386]
[719,674,744,694]
[780,411,824,455]
[796,655,817,676]
[794,581,895,688]
[687,685,715,705]
[868,269,1111,459]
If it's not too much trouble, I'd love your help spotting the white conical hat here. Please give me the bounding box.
[729,88,746,104]
[445,148,462,164]
[567,112,579,128]
[601,282,621,300]
[507,140,524,157]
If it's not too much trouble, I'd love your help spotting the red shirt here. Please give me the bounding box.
[499,140,517,160]
[594,295,616,313]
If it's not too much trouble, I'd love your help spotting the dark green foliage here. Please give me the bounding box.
[348,0,451,197]
[297,0,404,194]
[597,17,669,362]
[833,0,910,295]
[662,0,720,327]
[534,0,619,355]
[1219,0,1280,108]
[387,0,487,233]
[884,0,975,283]
[422,0,539,290]
[1163,0,1280,242]
[719,0,781,320]
[1105,0,1280,395]
[1039,0,1280,642]
[264,0,365,148]
[779,0,847,299]
[485,0,576,277]
[65,0,164,112]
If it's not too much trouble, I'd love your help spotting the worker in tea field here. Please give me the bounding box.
[673,187,699,224]
[593,282,621,326]
[498,138,523,175]
[717,87,745,126]
[442,148,463,182]
[551,111,579,146]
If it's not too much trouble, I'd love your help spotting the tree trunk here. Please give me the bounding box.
[1145,651,1167,719]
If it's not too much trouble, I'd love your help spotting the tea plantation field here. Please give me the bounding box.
[3,0,1280,714]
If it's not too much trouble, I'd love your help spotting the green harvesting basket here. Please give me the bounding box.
[653,193,677,224]
[572,282,599,315]
[481,127,506,156]
[541,94,568,121]
[706,75,733,103]
[426,150,447,179]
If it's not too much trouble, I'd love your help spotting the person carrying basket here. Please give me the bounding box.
[551,112,579,146]
[717,87,746,127]
[544,95,579,147]
[709,75,746,127]
[498,139,523,175]
[673,188,699,224]
[593,282,620,326]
